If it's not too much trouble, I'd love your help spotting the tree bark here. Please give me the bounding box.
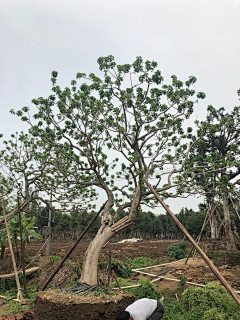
[79,223,115,285]
[207,201,218,240]
[222,193,236,250]
[80,184,140,286]
[210,211,218,240]
[79,215,134,285]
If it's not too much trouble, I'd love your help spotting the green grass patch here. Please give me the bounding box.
[128,257,158,269]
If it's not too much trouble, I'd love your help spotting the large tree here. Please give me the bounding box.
[187,102,240,250]
[13,55,207,285]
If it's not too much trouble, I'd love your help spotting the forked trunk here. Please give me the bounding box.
[79,224,115,285]
[222,193,236,251]
[80,184,140,286]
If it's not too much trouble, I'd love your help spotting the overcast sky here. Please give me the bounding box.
[1,0,240,214]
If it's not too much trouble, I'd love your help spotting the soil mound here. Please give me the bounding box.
[34,290,134,320]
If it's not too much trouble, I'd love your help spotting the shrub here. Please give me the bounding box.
[181,282,240,319]
[129,257,157,269]
[167,242,187,259]
[99,256,132,278]
[163,282,240,320]
[202,308,225,320]
[110,258,132,278]
[131,279,161,300]
[112,278,161,300]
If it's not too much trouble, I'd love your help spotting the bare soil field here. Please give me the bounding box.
[24,239,177,261]
[1,239,240,319]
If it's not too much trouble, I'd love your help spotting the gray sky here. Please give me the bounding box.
[1,0,240,214]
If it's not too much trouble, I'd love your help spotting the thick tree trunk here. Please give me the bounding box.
[216,224,222,239]
[210,211,218,240]
[79,224,115,285]
[80,183,139,286]
[222,193,236,250]
[207,201,219,240]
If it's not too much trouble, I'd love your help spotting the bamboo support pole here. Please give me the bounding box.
[185,210,210,264]
[192,202,219,261]
[113,222,133,233]
[18,196,27,293]
[1,199,23,301]
[111,218,132,233]
[133,269,240,293]
[112,284,141,290]
[0,199,34,228]
[153,276,240,293]
[144,180,240,306]
[41,201,106,291]
[111,216,129,229]
[0,267,39,279]
[112,264,240,293]
[132,258,187,271]
[132,270,157,277]
[152,276,205,287]
[102,238,111,249]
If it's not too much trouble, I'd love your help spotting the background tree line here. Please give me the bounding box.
[23,202,240,242]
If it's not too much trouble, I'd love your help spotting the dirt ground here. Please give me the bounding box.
[132,257,240,298]
[24,239,175,261]
[1,239,240,319]
[0,239,175,318]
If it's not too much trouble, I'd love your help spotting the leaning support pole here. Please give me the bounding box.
[144,180,240,306]
[1,199,23,301]
[185,202,215,264]
[18,195,27,293]
[41,201,106,291]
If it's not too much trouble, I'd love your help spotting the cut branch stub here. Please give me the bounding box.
[111,216,133,233]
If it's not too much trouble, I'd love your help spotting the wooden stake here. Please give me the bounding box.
[144,180,240,306]
[1,199,23,301]
[107,251,112,288]
[112,270,122,290]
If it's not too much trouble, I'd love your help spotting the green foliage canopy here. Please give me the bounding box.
[11,55,207,223]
